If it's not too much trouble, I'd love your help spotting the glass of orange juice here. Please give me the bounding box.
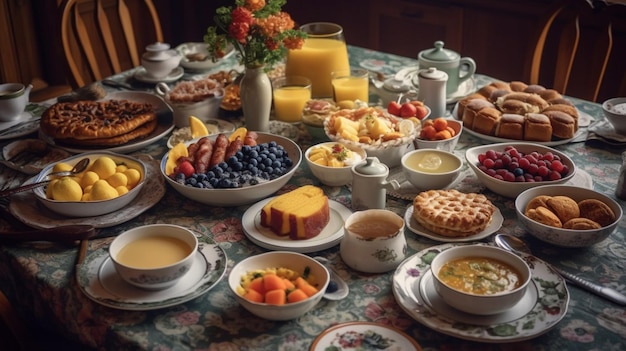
[272,76,312,123]
[285,23,350,98]
[331,68,369,104]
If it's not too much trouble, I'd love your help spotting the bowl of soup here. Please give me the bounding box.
[430,244,532,315]
[109,224,199,290]
[401,149,463,190]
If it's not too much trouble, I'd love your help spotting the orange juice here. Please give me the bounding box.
[286,38,350,98]
[273,86,312,122]
[332,73,369,103]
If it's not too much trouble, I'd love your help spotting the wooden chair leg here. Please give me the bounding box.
[0,291,36,351]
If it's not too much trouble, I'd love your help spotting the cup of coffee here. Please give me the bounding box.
[0,83,32,122]
[339,209,406,273]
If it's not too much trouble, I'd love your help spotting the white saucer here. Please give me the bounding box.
[77,236,227,310]
[310,321,422,350]
[176,42,235,71]
[9,155,165,229]
[404,205,503,243]
[242,198,352,253]
[134,66,184,83]
[392,243,569,343]
[0,111,39,140]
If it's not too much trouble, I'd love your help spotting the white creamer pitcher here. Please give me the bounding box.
[350,157,400,210]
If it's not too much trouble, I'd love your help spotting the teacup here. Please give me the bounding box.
[0,83,32,122]
[418,41,476,96]
[340,209,407,273]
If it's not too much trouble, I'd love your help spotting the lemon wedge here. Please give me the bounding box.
[398,119,418,136]
[166,142,189,175]
[189,115,209,138]
[228,127,248,142]
[418,153,443,171]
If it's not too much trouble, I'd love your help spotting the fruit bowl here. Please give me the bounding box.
[161,132,302,206]
[465,142,576,198]
[32,151,146,217]
[414,118,462,153]
[305,141,366,186]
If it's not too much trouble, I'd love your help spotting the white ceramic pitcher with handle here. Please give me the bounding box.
[418,41,476,97]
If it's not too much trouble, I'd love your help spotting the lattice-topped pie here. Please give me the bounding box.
[412,189,496,237]
[40,99,157,146]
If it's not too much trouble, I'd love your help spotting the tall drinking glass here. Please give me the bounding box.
[272,76,312,123]
[285,22,350,98]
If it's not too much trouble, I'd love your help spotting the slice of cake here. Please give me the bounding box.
[260,185,330,240]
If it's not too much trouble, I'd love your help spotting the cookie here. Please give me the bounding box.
[578,199,616,227]
[526,206,562,228]
[563,217,602,230]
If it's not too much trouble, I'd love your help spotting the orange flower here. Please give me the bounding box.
[245,0,265,12]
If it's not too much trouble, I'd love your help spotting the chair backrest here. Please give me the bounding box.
[528,0,626,102]
[60,0,163,88]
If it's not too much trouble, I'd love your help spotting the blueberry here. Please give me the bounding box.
[326,281,338,293]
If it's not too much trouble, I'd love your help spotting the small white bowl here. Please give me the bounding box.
[602,97,626,135]
[515,185,622,247]
[33,151,146,217]
[109,224,198,290]
[401,149,463,190]
[465,142,576,198]
[430,245,532,315]
[228,251,329,321]
[414,118,463,152]
[161,132,302,206]
[305,142,366,186]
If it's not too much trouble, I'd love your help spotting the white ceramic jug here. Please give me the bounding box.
[350,157,400,210]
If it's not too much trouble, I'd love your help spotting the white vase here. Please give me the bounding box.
[239,65,272,132]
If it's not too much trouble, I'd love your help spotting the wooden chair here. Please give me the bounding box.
[528,0,626,102]
[60,0,164,89]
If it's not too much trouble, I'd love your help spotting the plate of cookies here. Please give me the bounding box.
[404,189,504,242]
[38,91,174,154]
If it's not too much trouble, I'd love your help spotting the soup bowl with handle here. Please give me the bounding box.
[109,224,199,290]
[430,244,532,315]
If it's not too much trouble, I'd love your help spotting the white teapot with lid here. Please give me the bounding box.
[141,42,182,79]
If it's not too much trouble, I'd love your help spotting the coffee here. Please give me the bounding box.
[347,220,400,239]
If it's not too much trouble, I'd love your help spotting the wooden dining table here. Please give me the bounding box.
[0,45,625,351]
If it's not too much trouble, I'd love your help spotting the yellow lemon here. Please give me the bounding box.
[228,127,248,142]
[107,172,128,188]
[418,153,443,171]
[50,177,83,201]
[124,168,141,188]
[166,143,189,175]
[81,193,91,201]
[46,179,59,198]
[190,115,209,138]
[83,185,93,194]
[115,164,128,173]
[52,162,73,173]
[398,119,417,137]
[90,180,119,201]
[80,171,99,189]
[90,157,117,179]
[116,186,129,196]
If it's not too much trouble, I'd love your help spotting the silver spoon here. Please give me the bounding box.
[314,256,349,300]
[0,158,90,198]
[495,234,626,306]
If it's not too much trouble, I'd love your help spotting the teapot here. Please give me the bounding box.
[418,41,476,96]
[0,83,32,122]
[141,42,182,79]
[350,157,400,210]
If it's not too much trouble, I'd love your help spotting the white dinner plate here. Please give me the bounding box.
[463,125,584,146]
[176,42,235,71]
[387,168,470,201]
[392,243,569,343]
[39,91,174,154]
[0,111,39,140]
[77,236,227,310]
[310,321,422,351]
[9,155,165,229]
[134,66,184,83]
[242,198,352,253]
[404,205,503,243]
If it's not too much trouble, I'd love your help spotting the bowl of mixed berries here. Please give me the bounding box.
[465,142,576,198]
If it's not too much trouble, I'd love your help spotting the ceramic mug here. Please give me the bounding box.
[0,83,32,122]
[418,41,476,96]
[340,209,407,273]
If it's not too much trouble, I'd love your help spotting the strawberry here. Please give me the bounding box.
[176,160,195,178]
[400,102,417,118]
[387,101,402,116]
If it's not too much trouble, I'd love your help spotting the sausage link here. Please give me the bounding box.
[209,134,229,168]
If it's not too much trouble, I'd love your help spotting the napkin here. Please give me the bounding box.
[586,119,626,147]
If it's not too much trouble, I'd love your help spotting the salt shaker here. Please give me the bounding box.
[350,157,400,210]
[418,67,448,118]
[615,151,626,200]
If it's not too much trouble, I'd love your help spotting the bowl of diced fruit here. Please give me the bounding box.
[305,142,366,186]
[465,142,576,198]
[161,128,302,206]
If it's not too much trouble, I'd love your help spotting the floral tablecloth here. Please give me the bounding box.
[0,46,625,351]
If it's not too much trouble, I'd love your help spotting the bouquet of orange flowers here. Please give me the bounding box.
[204,0,306,68]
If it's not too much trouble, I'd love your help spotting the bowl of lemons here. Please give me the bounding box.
[32,151,146,217]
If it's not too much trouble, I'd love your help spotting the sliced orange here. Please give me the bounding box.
[228,127,248,142]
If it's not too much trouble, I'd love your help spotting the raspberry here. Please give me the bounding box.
[550,160,564,173]
[176,160,195,178]
[482,158,496,168]
[549,171,562,181]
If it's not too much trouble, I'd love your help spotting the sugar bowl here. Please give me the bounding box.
[141,42,182,79]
